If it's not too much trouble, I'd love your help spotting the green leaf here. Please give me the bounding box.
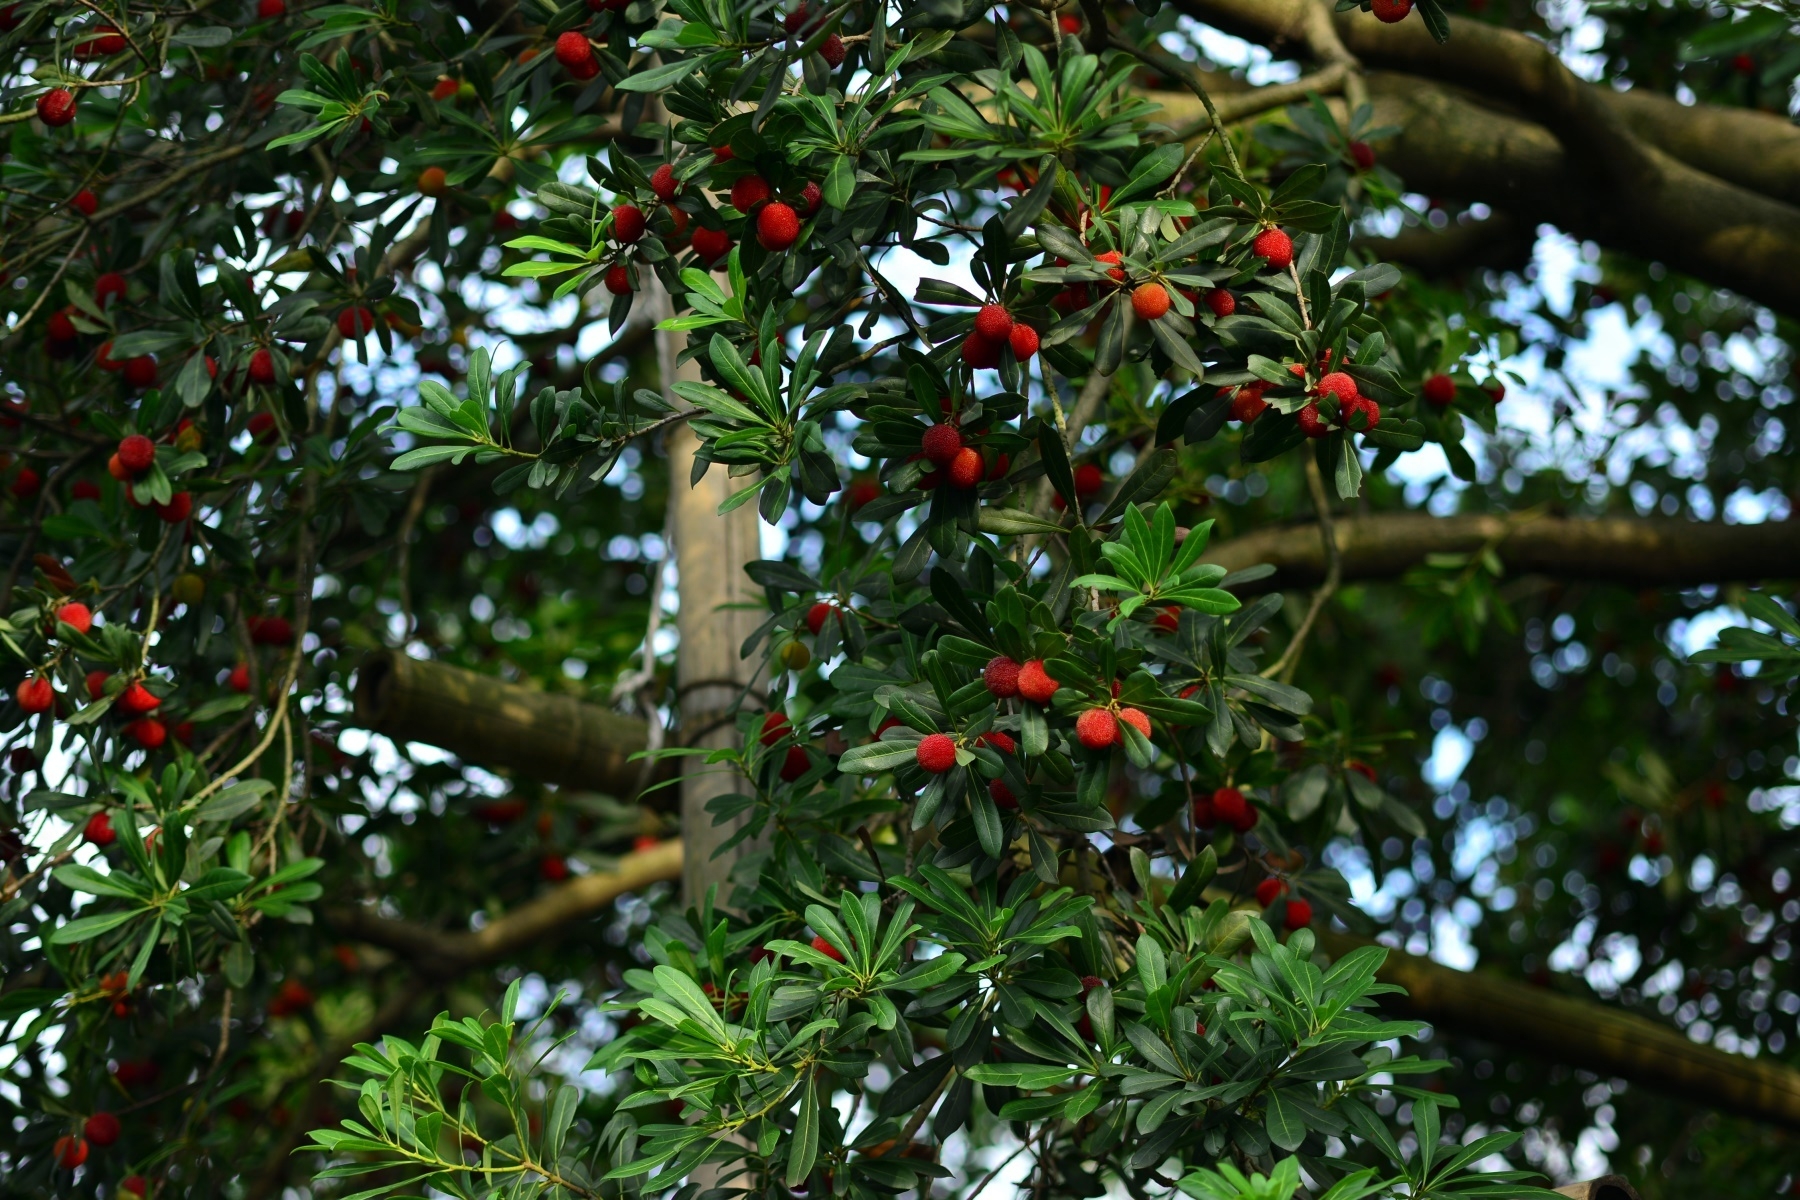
[49,908,143,944]
[786,1079,819,1187]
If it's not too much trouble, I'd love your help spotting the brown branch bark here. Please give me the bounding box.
[327,839,683,976]
[349,649,672,798]
[1204,513,1800,591]
[1322,931,1800,1132]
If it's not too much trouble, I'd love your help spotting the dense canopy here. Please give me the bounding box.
[1,0,1797,1199]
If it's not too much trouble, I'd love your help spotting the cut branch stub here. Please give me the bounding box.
[350,649,669,799]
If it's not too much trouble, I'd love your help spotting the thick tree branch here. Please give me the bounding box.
[1205,513,1800,591]
[1163,0,1800,315]
[1323,931,1800,1133]
[327,839,683,976]
[350,649,673,798]
[1353,210,1535,279]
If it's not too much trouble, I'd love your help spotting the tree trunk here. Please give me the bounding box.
[655,287,767,908]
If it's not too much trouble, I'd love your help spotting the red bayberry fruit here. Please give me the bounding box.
[1153,606,1180,634]
[1251,228,1294,269]
[1076,709,1118,750]
[1211,786,1257,832]
[1422,373,1456,406]
[84,1112,121,1147]
[711,145,735,162]
[94,273,127,309]
[128,718,166,749]
[72,189,97,216]
[247,411,279,442]
[258,0,286,16]
[47,310,79,342]
[730,175,771,212]
[1350,141,1376,170]
[417,166,448,197]
[248,348,276,385]
[1485,380,1506,403]
[1073,463,1103,496]
[819,32,845,67]
[984,656,1021,698]
[691,226,731,263]
[10,468,39,499]
[250,615,293,644]
[947,446,983,489]
[974,304,1013,342]
[1008,323,1039,361]
[1296,404,1329,439]
[55,602,92,634]
[119,682,160,715]
[229,663,252,692]
[651,163,679,201]
[8,747,36,772]
[1204,288,1234,318]
[798,180,823,216]
[97,342,123,371]
[756,201,800,251]
[1130,283,1170,320]
[540,854,570,882]
[16,677,53,713]
[118,435,155,475]
[783,5,813,32]
[989,778,1017,808]
[72,479,101,500]
[780,745,810,781]
[83,811,116,846]
[337,307,375,339]
[86,671,110,699]
[554,30,594,69]
[1316,371,1358,405]
[612,204,646,243]
[1255,877,1286,907]
[1119,707,1150,739]
[430,77,459,100]
[1284,898,1312,930]
[155,492,192,523]
[1228,383,1267,423]
[920,423,962,466]
[1017,660,1059,704]
[54,1136,88,1169]
[806,601,834,635]
[38,89,77,127]
[1094,249,1125,282]
[760,711,791,746]
[811,934,844,962]
[1370,0,1412,21]
[977,730,1015,755]
[605,265,632,294]
[961,333,1000,369]
[1059,13,1080,32]
[1344,395,1381,432]
[122,1176,147,1197]
[915,732,957,774]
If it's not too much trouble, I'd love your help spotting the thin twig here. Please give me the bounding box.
[1263,456,1339,682]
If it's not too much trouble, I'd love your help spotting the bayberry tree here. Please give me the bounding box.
[1,0,1798,1198]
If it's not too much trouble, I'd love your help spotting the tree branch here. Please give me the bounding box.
[1323,930,1800,1133]
[327,839,683,976]
[349,649,673,798]
[1204,512,1800,591]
